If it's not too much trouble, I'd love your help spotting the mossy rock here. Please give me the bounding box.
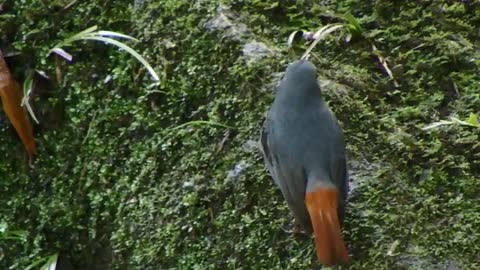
[0,0,479,269]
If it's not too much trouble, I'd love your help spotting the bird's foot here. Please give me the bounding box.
[281,219,308,236]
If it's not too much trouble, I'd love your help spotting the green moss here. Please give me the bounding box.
[1,0,479,269]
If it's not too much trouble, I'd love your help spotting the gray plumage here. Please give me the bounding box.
[260,60,349,233]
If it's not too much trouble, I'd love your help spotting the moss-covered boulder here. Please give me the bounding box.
[1,0,479,269]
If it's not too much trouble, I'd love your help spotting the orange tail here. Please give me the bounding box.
[305,187,349,267]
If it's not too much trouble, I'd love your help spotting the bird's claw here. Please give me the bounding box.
[281,220,308,236]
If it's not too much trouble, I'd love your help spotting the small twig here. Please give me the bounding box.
[54,55,63,85]
[62,0,78,12]
[309,52,322,63]
[215,130,231,154]
[452,80,460,97]
[82,110,98,144]
[410,43,425,51]
[372,43,400,87]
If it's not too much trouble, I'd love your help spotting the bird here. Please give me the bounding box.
[260,59,350,266]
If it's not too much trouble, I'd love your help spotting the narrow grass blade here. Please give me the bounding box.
[422,120,454,130]
[169,120,235,131]
[82,36,159,81]
[40,253,58,270]
[22,72,33,102]
[49,26,99,55]
[97,31,139,41]
[65,25,98,43]
[302,23,343,59]
[25,253,57,270]
[50,48,73,61]
[287,30,305,48]
[21,72,40,124]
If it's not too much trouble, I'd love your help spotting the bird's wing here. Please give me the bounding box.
[260,115,312,232]
[259,117,274,177]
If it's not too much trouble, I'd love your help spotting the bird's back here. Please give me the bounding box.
[267,69,347,194]
[260,61,350,266]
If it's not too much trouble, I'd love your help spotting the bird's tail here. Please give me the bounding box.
[305,187,349,266]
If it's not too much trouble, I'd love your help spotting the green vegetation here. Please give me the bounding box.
[22,25,159,124]
[1,0,479,269]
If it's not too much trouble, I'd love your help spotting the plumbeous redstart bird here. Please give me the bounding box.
[260,60,350,266]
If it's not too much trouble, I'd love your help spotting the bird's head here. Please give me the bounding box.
[285,59,317,82]
[277,60,321,98]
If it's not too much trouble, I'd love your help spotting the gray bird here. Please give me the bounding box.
[260,59,350,266]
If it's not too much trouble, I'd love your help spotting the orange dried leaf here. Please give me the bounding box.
[0,52,37,161]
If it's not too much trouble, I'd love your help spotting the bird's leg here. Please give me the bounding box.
[281,218,308,236]
[290,219,302,234]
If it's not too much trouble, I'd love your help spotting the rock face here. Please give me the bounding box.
[2,1,480,269]
[397,255,463,270]
[133,0,145,9]
[226,160,249,183]
[206,5,278,64]
[205,5,248,40]
[242,41,277,64]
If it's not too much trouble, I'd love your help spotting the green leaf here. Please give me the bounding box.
[40,253,58,270]
[24,253,58,270]
[422,120,455,130]
[0,221,7,233]
[466,113,479,127]
[340,13,363,35]
[21,71,40,124]
[268,2,278,9]
[423,113,480,131]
